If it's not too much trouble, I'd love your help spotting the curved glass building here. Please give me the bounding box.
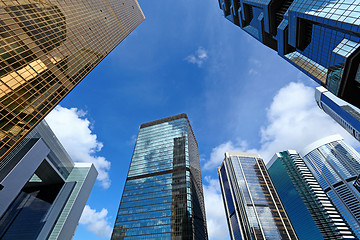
[300,135,360,238]
[268,150,356,240]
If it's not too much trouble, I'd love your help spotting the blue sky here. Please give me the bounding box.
[43,0,360,239]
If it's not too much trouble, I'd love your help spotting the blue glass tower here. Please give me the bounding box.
[268,150,356,240]
[111,114,208,240]
[316,86,360,142]
[218,0,360,108]
[218,152,298,240]
[300,135,360,238]
[355,175,360,193]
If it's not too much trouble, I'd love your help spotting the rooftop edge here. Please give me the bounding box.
[140,113,188,129]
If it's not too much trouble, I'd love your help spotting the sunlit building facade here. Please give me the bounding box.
[111,114,208,240]
[301,135,360,238]
[218,152,298,240]
[268,150,356,240]
[0,0,144,165]
[316,86,360,142]
[218,0,360,108]
[0,120,97,239]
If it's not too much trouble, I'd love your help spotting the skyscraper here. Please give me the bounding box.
[218,0,360,107]
[0,0,144,164]
[111,114,208,240]
[354,175,360,193]
[268,150,356,240]
[218,152,298,240]
[0,120,97,239]
[316,86,360,142]
[300,135,360,237]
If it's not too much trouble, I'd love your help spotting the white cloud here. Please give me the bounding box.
[248,58,261,75]
[185,47,208,67]
[248,68,258,75]
[203,176,230,240]
[204,82,360,165]
[79,205,112,238]
[126,134,137,146]
[203,140,249,170]
[46,105,111,189]
[249,58,261,66]
[257,82,360,162]
[202,82,360,240]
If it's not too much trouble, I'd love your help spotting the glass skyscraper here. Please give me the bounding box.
[0,0,144,164]
[218,0,360,108]
[111,114,208,240]
[218,152,298,240]
[354,175,360,193]
[0,120,97,239]
[316,86,360,142]
[268,150,356,240]
[300,135,360,238]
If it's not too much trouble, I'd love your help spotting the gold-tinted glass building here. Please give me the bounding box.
[0,0,144,166]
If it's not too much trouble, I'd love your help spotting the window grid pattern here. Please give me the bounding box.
[112,116,208,239]
[333,39,360,58]
[320,144,356,179]
[285,51,328,83]
[302,23,359,95]
[289,0,360,25]
[219,153,298,240]
[0,0,144,164]
[319,94,360,142]
[306,149,341,186]
[286,1,360,98]
[48,165,92,239]
[218,0,360,107]
[332,141,360,173]
[270,151,356,239]
[327,189,360,237]
[304,139,360,238]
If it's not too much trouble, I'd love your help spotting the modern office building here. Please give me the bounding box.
[268,150,356,240]
[111,114,208,240]
[316,86,360,142]
[0,120,97,239]
[300,135,360,238]
[354,175,360,193]
[218,0,360,107]
[218,152,298,240]
[0,0,144,164]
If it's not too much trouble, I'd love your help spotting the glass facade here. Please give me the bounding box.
[218,152,298,240]
[0,0,145,164]
[48,163,96,240]
[218,0,360,108]
[0,119,74,181]
[0,119,97,239]
[354,175,360,193]
[0,183,62,239]
[268,150,356,240]
[111,114,208,240]
[0,163,94,240]
[302,135,360,238]
[316,86,360,142]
